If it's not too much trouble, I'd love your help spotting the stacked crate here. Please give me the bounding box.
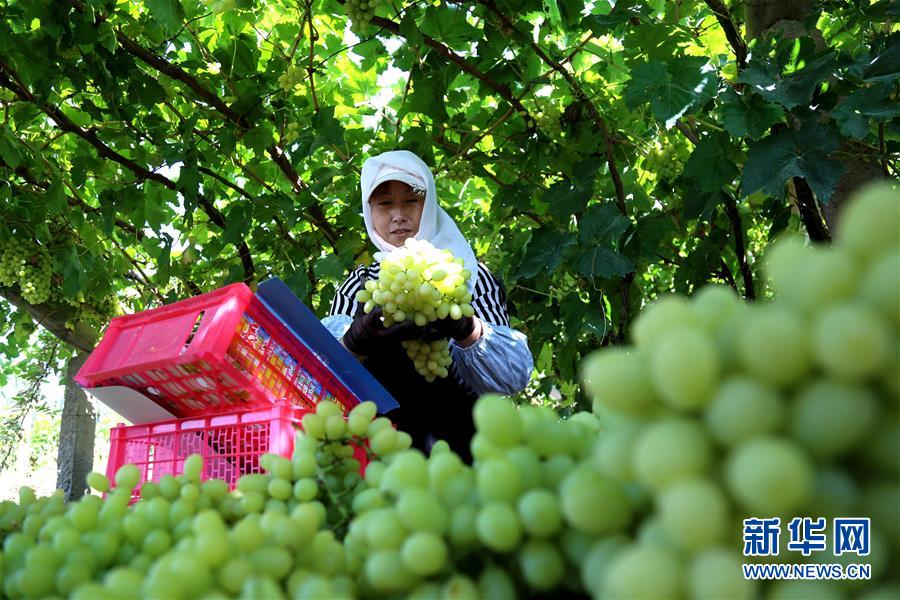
[76,283,364,492]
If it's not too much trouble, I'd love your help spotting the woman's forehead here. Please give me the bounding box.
[369,180,425,199]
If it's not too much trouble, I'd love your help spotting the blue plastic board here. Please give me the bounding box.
[255,277,399,414]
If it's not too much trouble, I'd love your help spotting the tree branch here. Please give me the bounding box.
[791,177,831,242]
[703,0,748,69]
[367,14,531,118]
[0,285,98,353]
[476,0,628,216]
[68,0,338,252]
[0,64,257,284]
[722,192,756,299]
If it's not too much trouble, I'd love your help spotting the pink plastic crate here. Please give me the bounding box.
[75,283,358,417]
[105,400,369,496]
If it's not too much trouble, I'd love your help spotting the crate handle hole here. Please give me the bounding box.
[180,310,206,355]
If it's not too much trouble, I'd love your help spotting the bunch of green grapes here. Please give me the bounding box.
[445,161,472,183]
[345,0,378,30]
[642,144,685,182]
[0,399,410,599]
[578,181,899,597]
[401,339,452,380]
[356,238,473,381]
[534,102,563,136]
[1,183,895,599]
[342,394,631,598]
[0,238,53,305]
[283,121,301,144]
[277,65,304,93]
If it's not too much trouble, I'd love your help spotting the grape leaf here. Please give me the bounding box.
[681,132,739,194]
[314,253,346,280]
[624,57,717,128]
[145,0,186,37]
[832,82,899,138]
[576,246,634,280]
[719,88,784,140]
[0,127,23,169]
[544,159,600,220]
[578,203,629,245]
[45,180,66,215]
[400,57,450,122]
[737,51,836,110]
[514,228,576,280]
[741,122,847,203]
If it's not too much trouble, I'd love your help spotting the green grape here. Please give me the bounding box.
[476,457,522,504]
[768,580,845,600]
[559,466,632,534]
[836,181,899,262]
[518,539,565,590]
[657,478,729,550]
[517,488,562,539]
[114,464,141,490]
[396,489,448,534]
[364,550,416,593]
[691,285,741,334]
[591,418,642,481]
[736,305,810,388]
[632,295,701,348]
[766,239,856,312]
[476,502,522,552]
[704,376,785,445]
[183,454,203,482]
[688,548,757,599]
[650,328,719,410]
[789,379,878,458]
[541,453,575,488]
[472,394,523,447]
[725,437,814,515]
[813,302,891,380]
[504,445,542,490]
[448,503,478,548]
[604,543,685,599]
[859,247,900,324]
[633,419,711,490]
[387,449,428,486]
[478,565,517,600]
[582,348,657,415]
[442,574,479,600]
[400,531,447,576]
[86,471,110,493]
[348,401,377,436]
[581,536,629,597]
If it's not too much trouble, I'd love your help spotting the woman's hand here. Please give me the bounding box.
[423,315,479,344]
[342,306,424,356]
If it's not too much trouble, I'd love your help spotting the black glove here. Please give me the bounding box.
[342,306,424,356]
[422,314,477,342]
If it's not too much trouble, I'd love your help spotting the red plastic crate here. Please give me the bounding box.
[75,283,358,417]
[105,400,369,496]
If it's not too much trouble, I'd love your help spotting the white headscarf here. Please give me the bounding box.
[360,150,478,292]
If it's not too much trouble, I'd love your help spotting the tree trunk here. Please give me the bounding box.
[56,352,95,501]
[742,0,883,235]
[743,0,812,39]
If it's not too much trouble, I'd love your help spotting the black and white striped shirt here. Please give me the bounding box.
[329,262,511,327]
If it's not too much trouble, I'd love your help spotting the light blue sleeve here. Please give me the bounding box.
[321,314,534,396]
[321,315,352,340]
[449,320,534,397]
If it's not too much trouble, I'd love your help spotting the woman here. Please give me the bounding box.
[321,150,533,462]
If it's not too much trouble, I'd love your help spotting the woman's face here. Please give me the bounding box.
[368,180,425,247]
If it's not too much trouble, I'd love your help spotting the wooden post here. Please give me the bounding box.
[56,352,95,501]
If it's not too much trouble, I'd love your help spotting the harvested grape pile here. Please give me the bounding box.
[0,183,896,599]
